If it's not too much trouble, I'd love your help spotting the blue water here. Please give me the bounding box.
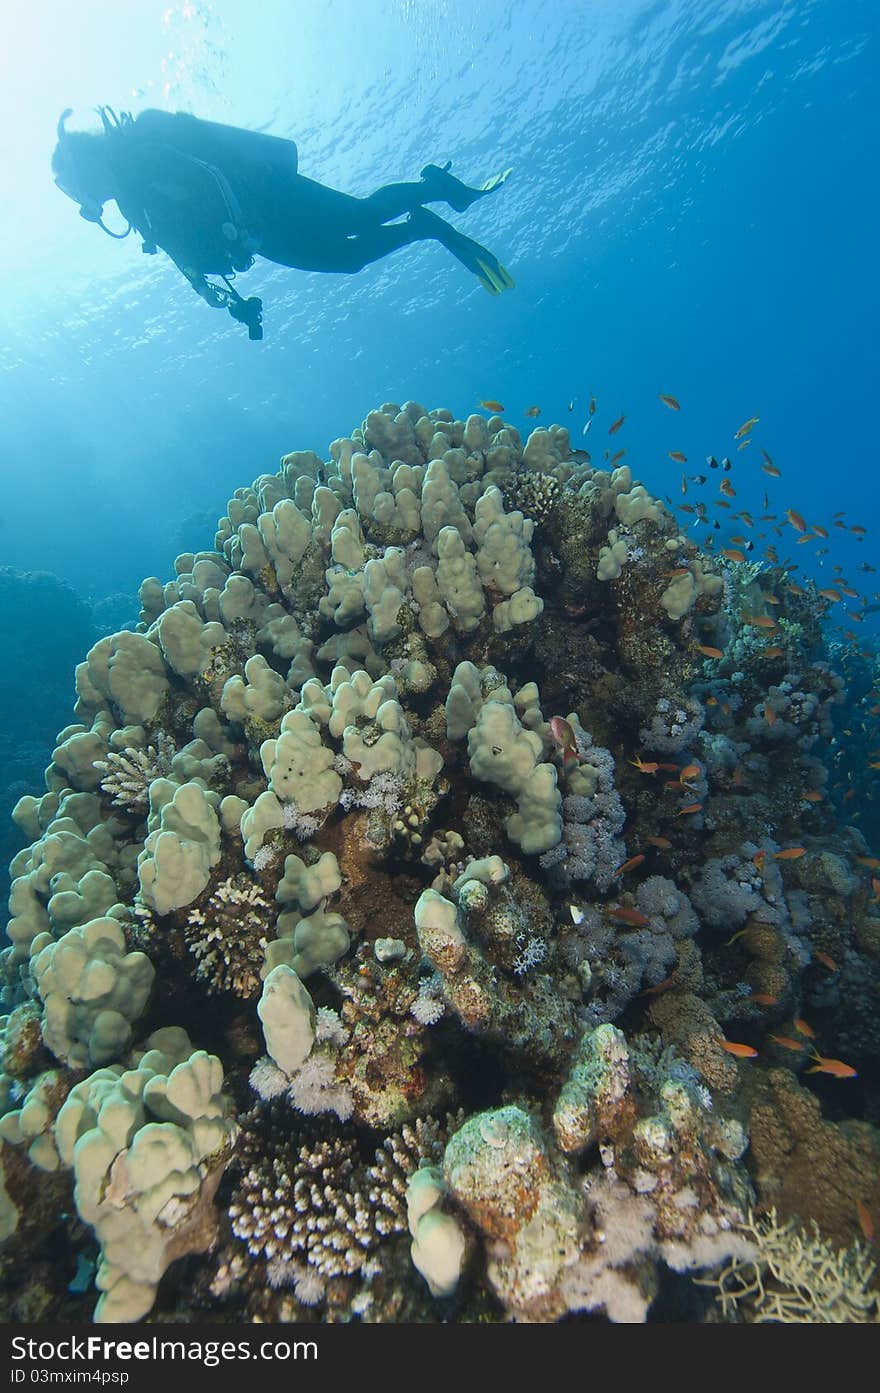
[0,0,876,609]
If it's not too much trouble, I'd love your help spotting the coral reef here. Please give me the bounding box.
[1,400,877,1324]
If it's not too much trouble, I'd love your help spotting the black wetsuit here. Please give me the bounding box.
[111,109,471,277]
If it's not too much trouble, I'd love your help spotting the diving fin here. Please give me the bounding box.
[480,167,513,194]
[409,206,515,295]
[420,161,512,213]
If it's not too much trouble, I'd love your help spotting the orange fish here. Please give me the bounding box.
[720,1041,758,1058]
[752,850,766,870]
[752,994,779,1006]
[765,705,777,727]
[676,802,703,815]
[761,463,782,478]
[478,398,505,412]
[737,439,751,452]
[763,646,785,658]
[856,856,880,869]
[669,450,687,463]
[770,1034,806,1052]
[794,1018,816,1039]
[839,584,860,598]
[679,764,701,783]
[695,644,724,660]
[720,479,736,497]
[744,615,778,629]
[774,847,806,860]
[813,947,841,969]
[645,836,672,850]
[659,393,680,410]
[609,414,625,435]
[608,449,626,466]
[723,548,747,562]
[812,525,829,539]
[803,790,823,802]
[851,525,867,536]
[615,854,646,876]
[524,405,541,418]
[818,588,841,602]
[807,1050,857,1080]
[604,904,651,927]
[640,970,678,998]
[629,756,660,775]
[856,1200,874,1244]
[734,416,759,439]
[786,509,807,532]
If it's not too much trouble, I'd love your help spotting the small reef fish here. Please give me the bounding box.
[614,854,646,876]
[719,1041,758,1058]
[752,994,780,1006]
[720,479,736,497]
[793,1018,816,1038]
[770,1035,807,1052]
[582,420,592,435]
[818,588,841,602]
[629,755,660,774]
[722,548,747,562]
[549,716,579,765]
[765,705,777,726]
[604,905,652,928]
[679,764,701,783]
[676,802,703,815]
[763,646,785,658]
[645,836,672,849]
[568,399,575,412]
[659,394,681,410]
[734,416,760,439]
[524,405,541,418]
[569,905,585,925]
[608,449,626,466]
[802,790,824,802]
[814,951,839,972]
[695,644,724,659]
[669,451,687,463]
[774,847,806,860]
[743,615,778,629]
[478,399,504,412]
[589,395,597,415]
[786,508,807,532]
[640,971,677,998]
[856,1201,874,1244]
[807,1050,857,1080]
[608,414,625,435]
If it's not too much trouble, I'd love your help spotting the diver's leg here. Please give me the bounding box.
[357,164,512,223]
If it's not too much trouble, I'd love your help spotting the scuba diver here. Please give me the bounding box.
[52,107,514,340]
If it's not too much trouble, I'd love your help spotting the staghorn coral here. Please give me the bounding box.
[184,873,274,997]
[93,733,176,812]
[228,1106,455,1282]
[703,1209,879,1322]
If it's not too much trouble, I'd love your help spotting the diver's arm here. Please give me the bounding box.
[174,259,227,308]
[170,258,263,339]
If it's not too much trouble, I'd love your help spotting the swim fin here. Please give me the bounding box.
[420,161,512,213]
[410,206,515,294]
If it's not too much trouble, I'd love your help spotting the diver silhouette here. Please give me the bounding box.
[52,108,514,339]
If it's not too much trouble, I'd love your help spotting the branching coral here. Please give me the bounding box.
[703,1209,880,1323]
